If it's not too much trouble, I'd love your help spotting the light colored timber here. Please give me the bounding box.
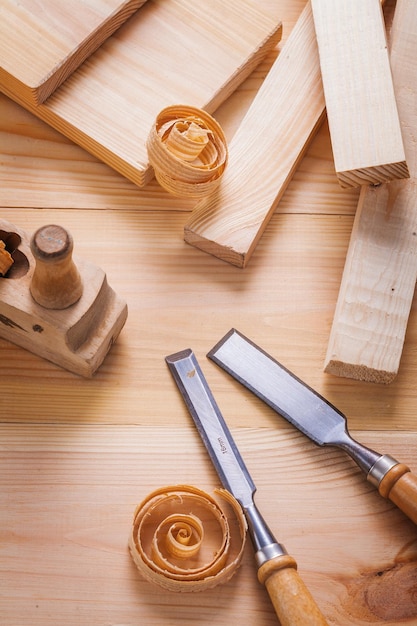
[0,0,282,188]
[2,423,417,626]
[4,3,417,623]
[0,0,147,105]
[183,2,325,268]
[0,92,199,211]
[0,218,127,377]
[310,0,409,188]
[325,0,417,383]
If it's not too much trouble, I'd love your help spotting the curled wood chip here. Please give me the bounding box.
[0,240,14,276]
[129,484,247,592]
[146,105,228,197]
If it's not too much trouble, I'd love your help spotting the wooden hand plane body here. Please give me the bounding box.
[0,218,127,377]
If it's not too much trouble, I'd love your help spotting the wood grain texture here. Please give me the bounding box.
[3,3,417,624]
[1,207,417,435]
[0,0,146,105]
[0,94,359,213]
[0,0,283,187]
[310,0,409,188]
[0,93,198,210]
[1,424,417,625]
[325,0,417,383]
[184,2,326,268]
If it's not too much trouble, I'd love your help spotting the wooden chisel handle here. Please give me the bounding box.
[258,554,328,626]
[378,463,417,525]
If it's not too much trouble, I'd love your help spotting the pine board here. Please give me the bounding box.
[0,92,357,213]
[310,0,408,188]
[1,423,417,626]
[0,0,283,188]
[4,3,417,623]
[183,2,325,268]
[2,181,417,624]
[0,0,147,105]
[183,1,399,269]
[324,0,417,383]
[2,207,417,433]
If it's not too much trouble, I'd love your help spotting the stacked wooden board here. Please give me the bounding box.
[0,0,147,105]
[184,0,408,268]
[0,0,283,187]
[184,2,325,268]
[324,0,417,383]
[184,0,417,385]
[2,0,416,386]
[310,0,408,188]
[3,4,417,621]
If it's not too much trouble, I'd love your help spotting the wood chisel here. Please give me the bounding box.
[207,328,417,526]
[166,349,328,626]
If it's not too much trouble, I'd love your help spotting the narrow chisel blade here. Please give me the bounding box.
[166,348,255,508]
[166,347,329,625]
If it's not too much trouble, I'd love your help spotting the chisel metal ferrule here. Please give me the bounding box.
[254,542,288,568]
[244,501,288,566]
[367,454,399,488]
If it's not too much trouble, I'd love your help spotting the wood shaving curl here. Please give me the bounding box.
[0,241,14,276]
[129,484,246,592]
[147,105,228,198]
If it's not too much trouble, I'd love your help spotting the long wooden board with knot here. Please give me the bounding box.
[324,0,417,383]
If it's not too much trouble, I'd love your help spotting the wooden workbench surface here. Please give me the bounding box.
[1,2,417,624]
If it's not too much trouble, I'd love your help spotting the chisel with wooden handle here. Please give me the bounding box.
[166,348,328,626]
[208,328,417,526]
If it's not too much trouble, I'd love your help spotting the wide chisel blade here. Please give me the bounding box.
[166,348,328,626]
[208,328,417,526]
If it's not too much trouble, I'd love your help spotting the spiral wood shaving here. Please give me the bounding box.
[146,105,228,197]
[0,241,14,276]
[129,485,247,592]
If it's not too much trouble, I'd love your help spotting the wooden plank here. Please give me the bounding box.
[0,0,283,188]
[8,208,417,433]
[0,94,360,214]
[183,2,325,268]
[310,0,408,188]
[324,0,417,383]
[0,93,199,211]
[1,423,417,625]
[0,0,147,105]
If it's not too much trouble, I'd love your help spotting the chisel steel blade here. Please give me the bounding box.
[208,328,381,472]
[208,328,417,526]
[166,347,287,564]
[209,329,349,446]
[166,348,255,508]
